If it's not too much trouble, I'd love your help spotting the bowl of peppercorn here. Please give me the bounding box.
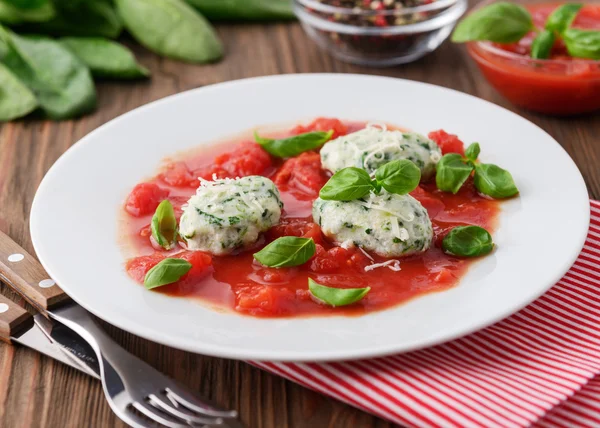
[294,0,467,66]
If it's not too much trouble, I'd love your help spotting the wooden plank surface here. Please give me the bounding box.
[1,8,599,428]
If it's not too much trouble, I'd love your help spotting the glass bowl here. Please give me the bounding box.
[293,0,467,66]
[466,0,600,116]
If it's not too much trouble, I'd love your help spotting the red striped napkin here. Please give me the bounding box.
[253,200,600,428]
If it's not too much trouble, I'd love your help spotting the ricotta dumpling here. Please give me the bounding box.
[179,176,283,255]
[313,191,433,257]
[320,125,441,180]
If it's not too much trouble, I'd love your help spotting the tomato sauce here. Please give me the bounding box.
[122,119,500,318]
[467,3,600,115]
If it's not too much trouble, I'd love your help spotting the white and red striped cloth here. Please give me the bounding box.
[253,201,600,428]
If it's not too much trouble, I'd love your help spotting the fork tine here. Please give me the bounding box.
[165,387,238,419]
[149,393,224,425]
[132,400,192,428]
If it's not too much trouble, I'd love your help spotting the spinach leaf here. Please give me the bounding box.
[545,3,582,35]
[563,29,600,60]
[435,153,473,194]
[531,29,555,59]
[144,258,192,289]
[151,200,177,250]
[451,2,533,43]
[254,130,332,158]
[61,37,149,79]
[0,27,96,119]
[185,0,294,20]
[474,163,519,199]
[308,279,370,307]
[464,142,480,162]
[442,226,494,257]
[374,159,420,195]
[0,61,37,120]
[116,0,223,63]
[254,237,315,268]
[0,0,54,24]
[319,167,375,201]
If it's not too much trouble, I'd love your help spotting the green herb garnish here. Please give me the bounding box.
[254,130,333,158]
[563,29,600,60]
[374,159,421,195]
[308,278,370,307]
[151,200,177,250]
[144,258,192,289]
[531,30,555,59]
[473,163,519,199]
[253,237,316,268]
[442,226,494,257]
[436,153,473,194]
[545,4,583,35]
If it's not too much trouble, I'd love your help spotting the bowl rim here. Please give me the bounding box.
[293,0,467,35]
[294,0,458,16]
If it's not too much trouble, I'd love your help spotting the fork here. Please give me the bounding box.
[0,230,242,428]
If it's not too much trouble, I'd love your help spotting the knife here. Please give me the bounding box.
[0,293,98,378]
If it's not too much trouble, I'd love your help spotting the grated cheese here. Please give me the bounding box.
[358,247,374,261]
[364,259,401,272]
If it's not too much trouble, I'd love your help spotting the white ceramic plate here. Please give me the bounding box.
[30,74,589,362]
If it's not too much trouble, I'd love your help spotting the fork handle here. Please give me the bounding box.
[0,294,33,343]
[0,230,69,313]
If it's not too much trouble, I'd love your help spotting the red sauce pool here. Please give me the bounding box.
[467,3,600,115]
[122,120,501,318]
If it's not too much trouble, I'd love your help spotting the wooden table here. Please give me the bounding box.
[1,8,599,428]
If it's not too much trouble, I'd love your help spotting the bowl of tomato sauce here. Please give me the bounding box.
[466,0,600,116]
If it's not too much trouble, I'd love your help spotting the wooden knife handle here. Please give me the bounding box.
[0,294,33,343]
[0,230,69,313]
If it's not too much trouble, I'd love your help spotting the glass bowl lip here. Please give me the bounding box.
[470,0,600,65]
[293,0,467,35]
[294,0,459,16]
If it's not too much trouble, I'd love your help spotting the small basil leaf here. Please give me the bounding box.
[254,130,333,158]
[442,226,494,257]
[308,278,370,307]
[151,200,177,250]
[319,167,375,201]
[531,29,555,59]
[254,237,315,268]
[464,142,480,162]
[451,2,533,43]
[0,0,55,24]
[545,3,583,35]
[435,154,474,194]
[375,159,420,195]
[473,163,519,199]
[144,258,192,289]
[563,29,600,60]
[0,61,38,121]
[185,0,295,20]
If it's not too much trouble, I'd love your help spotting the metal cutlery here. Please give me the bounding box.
[0,230,243,428]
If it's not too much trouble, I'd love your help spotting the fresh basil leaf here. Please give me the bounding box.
[254,130,333,158]
[151,200,177,250]
[0,28,96,119]
[0,0,54,24]
[563,29,600,60]
[319,167,375,201]
[254,237,315,268]
[5,0,47,8]
[442,226,494,257]
[116,0,223,63]
[531,29,555,59]
[474,163,519,199]
[464,142,480,162]
[451,2,533,43]
[60,37,150,79]
[374,159,420,195]
[545,3,583,35]
[185,0,294,20]
[435,154,473,194]
[308,278,370,307]
[0,61,37,121]
[144,258,192,289]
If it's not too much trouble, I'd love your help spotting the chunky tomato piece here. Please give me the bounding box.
[194,142,272,180]
[428,130,465,155]
[125,253,165,283]
[235,284,295,316]
[125,183,169,217]
[273,152,329,197]
[158,162,197,188]
[266,218,324,245]
[309,246,369,273]
[126,251,212,285]
[292,117,347,139]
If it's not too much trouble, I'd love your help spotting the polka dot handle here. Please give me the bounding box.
[0,230,69,313]
[0,294,33,344]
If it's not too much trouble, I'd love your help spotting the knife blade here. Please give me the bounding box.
[0,293,97,377]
